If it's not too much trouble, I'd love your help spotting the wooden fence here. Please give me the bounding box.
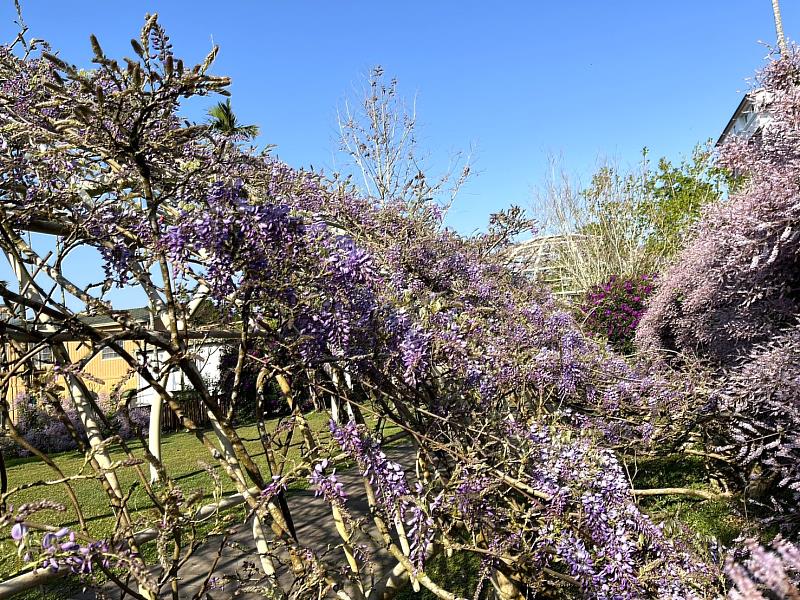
[160,392,236,432]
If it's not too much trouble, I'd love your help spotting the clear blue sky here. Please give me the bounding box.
[2,1,796,234]
[1,2,796,234]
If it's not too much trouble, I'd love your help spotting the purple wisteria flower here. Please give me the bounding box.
[10,523,27,541]
[308,459,347,506]
[6,520,148,586]
[330,420,410,511]
[259,475,287,503]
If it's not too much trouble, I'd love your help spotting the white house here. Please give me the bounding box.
[716,89,772,147]
[134,340,226,407]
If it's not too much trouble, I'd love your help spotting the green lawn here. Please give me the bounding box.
[628,453,752,555]
[0,412,337,582]
[1,423,747,598]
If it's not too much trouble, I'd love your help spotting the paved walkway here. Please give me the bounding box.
[71,446,414,599]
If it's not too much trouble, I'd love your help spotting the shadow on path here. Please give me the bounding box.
[71,446,415,599]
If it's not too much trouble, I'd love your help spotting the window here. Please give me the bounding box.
[101,346,120,360]
[36,346,54,365]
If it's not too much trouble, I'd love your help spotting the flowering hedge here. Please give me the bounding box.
[637,49,800,535]
[725,536,800,599]
[6,393,149,457]
[581,273,655,353]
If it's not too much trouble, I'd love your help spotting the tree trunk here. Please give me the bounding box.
[772,0,788,55]
[147,287,208,483]
[147,375,166,483]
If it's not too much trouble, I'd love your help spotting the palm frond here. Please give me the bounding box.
[207,98,259,139]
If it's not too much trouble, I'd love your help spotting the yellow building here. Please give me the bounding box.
[3,307,225,423]
[3,308,158,420]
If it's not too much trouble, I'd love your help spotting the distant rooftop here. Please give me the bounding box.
[716,89,772,147]
[79,307,153,326]
[6,302,221,332]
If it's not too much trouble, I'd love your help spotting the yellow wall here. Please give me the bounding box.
[4,339,146,421]
[63,340,144,397]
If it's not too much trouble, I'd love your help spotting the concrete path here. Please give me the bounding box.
[70,446,414,599]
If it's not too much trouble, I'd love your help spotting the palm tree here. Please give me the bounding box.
[772,0,788,56]
[207,98,260,139]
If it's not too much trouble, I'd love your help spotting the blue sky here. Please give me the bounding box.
[2,1,796,234]
[1,2,796,307]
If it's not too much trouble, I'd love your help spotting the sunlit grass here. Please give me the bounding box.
[630,453,750,548]
[0,412,335,581]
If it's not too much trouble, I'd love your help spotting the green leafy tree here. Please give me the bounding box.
[536,143,727,295]
[638,144,728,259]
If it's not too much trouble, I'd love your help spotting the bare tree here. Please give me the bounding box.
[337,66,472,212]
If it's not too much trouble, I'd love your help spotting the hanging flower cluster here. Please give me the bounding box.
[4,502,154,591]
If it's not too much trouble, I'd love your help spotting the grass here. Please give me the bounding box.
[1,424,751,599]
[0,412,337,583]
[395,551,486,600]
[628,453,749,548]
